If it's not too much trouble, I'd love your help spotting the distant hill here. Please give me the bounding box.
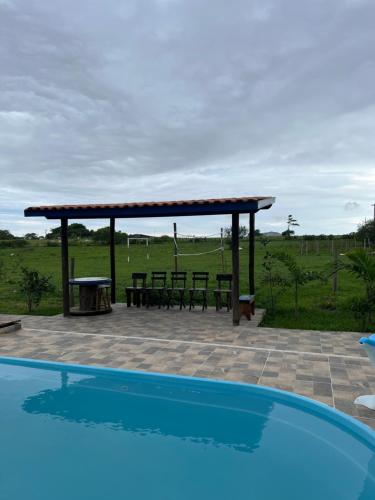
[262,231,281,237]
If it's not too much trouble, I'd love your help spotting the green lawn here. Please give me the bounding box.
[0,238,367,332]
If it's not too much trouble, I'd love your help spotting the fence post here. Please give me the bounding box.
[332,244,338,297]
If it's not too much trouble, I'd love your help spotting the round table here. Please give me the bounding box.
[69,277,112,316]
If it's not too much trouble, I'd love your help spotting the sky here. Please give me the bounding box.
[1,0,375,237]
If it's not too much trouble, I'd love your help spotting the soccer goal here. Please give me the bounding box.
[126,236,150,263]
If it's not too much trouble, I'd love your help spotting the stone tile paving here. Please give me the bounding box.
[0,305,374,429]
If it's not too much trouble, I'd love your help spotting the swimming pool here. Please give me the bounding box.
[0,356,374,500]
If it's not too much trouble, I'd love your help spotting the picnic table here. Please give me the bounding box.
[69,277,112,315]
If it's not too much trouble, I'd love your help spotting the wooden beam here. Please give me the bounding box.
[110,217,116,303]
[60,218,70,317]
[232,213,240,325]
[249,212,255,295]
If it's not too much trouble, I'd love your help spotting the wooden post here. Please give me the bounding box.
[249,212,255,295]
[232,213,240,326]
[173,222,178,272]
[333,247,338,297]
[60,218,70,317]
[110,217,116,304]
[69,257,75,307]
[220,227,225,272]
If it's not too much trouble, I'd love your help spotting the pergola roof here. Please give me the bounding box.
[23,194,275,323]
[24,196,275,219]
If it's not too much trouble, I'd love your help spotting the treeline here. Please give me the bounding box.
[0,229,28,248]
[0,219,374,247]
[0,224,169,246]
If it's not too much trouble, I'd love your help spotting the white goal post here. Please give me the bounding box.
[126,237,150,262]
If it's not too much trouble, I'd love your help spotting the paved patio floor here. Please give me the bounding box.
[1,305,375,430]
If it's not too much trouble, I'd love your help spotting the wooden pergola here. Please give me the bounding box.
[24,196,275,325]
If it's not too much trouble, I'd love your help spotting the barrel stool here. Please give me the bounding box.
[239,294,255,320]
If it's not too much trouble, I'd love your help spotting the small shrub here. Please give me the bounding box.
[345,249,375,331]
[260,238,288,315]
[349,297,373,332]
[319,296,337,311]
[18,267,55,312]
[274,251,321,314]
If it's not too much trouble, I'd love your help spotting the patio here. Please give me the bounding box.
[1,306,374,430]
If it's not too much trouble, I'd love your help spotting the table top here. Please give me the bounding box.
[69,277,112,286]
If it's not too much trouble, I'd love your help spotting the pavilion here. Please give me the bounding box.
[24,196,275,325]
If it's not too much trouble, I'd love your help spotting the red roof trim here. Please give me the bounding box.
[26,196,273,212]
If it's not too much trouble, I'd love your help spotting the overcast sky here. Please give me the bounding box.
[1,0,374,236]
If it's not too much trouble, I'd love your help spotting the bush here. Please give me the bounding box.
[0,239,28,248]
[46,240,60,247]
[18,267,55,312]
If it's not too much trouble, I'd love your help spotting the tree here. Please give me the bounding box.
[224,225,248,240]
[24,232,39,240]
[46,223,91,240]
[345,249,375,331]
[0,229,15,240]
[283,215,299,239]
[356,219,375,243]
[18,267,54,312]
[260,238,288,315]
[274,252,320,314]
[91,226,127,244]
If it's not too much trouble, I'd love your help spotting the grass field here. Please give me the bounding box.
[0,238,367,332]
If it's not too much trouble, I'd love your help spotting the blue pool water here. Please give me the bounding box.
[0,357,374,500]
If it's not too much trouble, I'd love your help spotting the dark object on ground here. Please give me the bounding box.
[239,295,255,320]
[0,320,21,333]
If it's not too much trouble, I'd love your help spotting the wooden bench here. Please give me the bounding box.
[239,294,255,320]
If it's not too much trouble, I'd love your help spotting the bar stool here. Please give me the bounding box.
[96,284,111,311]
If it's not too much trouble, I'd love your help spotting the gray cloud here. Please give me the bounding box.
[344,201,361,211]
[0,0,375,235]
